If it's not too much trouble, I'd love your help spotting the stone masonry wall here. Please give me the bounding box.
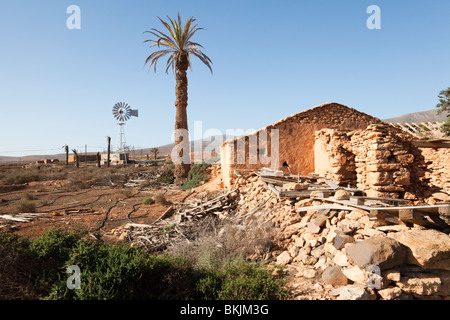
[314,129,356,187]
[314,123,449,201]
[221,103,385,189]
[420,148,450,198]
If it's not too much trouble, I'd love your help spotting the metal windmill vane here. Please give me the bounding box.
[112,102,138,152]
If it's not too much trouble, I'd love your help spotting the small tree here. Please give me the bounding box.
[150,147,159,160]
[436,87,450,136]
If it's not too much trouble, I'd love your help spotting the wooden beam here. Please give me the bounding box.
[296,205,357,213]
[399,208,423,221]
[267,183,281,199]
[412,140,450,148]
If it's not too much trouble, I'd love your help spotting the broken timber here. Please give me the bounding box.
[369,204,450,229]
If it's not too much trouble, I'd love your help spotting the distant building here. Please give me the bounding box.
[100,153,129,165]
[68,154,98,163]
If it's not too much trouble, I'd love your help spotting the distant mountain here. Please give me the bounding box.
[151,134,233,157]
[383,109,447,124]
[0,135,233,163]
[0,153,66,163]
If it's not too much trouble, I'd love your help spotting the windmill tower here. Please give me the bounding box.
[112,102,138,152]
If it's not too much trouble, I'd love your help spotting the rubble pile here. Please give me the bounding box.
[107,165,450,300]
[107,188,240,253]
[233,170,450,300]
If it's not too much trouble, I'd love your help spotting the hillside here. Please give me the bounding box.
[0,135,231,163]
[383,109,447,124]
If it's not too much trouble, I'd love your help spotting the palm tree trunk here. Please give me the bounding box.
[97,152,101,168]
[73,150,79,168]
[173,56,191,185]
[65,145,69,165]
[107,136,111,168]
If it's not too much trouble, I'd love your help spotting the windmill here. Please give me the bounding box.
[112,102,138,152]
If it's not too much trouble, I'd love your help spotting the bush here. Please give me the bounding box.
[30,228,85,263]
[0,168,68,185]
[196,258,287,300]
[0,171,40,185]
[153,192,168,205]
[181,162,210,190]
[0,229,287,300]
[15,200,36,214]
[142,197,155,205]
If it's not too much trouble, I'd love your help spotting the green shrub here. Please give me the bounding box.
[30,228,85,263]
[196,258,287,300]
[0,229,288,300]
[0,231,30,254]
[181,162,210,190]
[51,240,152,300]
[142,197,155,205]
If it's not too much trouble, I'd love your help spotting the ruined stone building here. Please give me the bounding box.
[220,102,450,201]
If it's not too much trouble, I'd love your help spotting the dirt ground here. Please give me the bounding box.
[0,172,195,241]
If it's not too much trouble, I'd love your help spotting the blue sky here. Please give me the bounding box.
[0,0,449,157]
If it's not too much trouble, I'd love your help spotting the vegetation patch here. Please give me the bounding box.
[15,200,36,214]
[181,162,210,190]
[0,228,287,300]
[142,197,155,205]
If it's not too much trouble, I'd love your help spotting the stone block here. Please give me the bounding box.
[388,229,450,270]
[346,237,407,270]
[321,266,348,286]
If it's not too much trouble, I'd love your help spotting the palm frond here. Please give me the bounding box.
[144,13,212,73]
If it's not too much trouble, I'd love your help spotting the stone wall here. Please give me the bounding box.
[314,129,356,187]
[314,123,450,200]
[420,148,450,197]
[221,103,385,189]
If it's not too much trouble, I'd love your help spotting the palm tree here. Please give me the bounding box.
[72,149,79,168]
[150,147,159,160]
[144,13,212,185]
[64,145,69,165]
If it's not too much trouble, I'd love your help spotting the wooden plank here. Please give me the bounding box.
[296,205,356,213]
[267,183,281,199]
[349,197,366,206]
[279,190,312,198]
[372,204,449,216]
[411,140,450,148]
[369,209,405,225]
[315,197,372,211]
[326,179,339,190]
[350,196,408,204]
[438,205,450,216]
[316,191,333,199]
[399,209,423,221]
